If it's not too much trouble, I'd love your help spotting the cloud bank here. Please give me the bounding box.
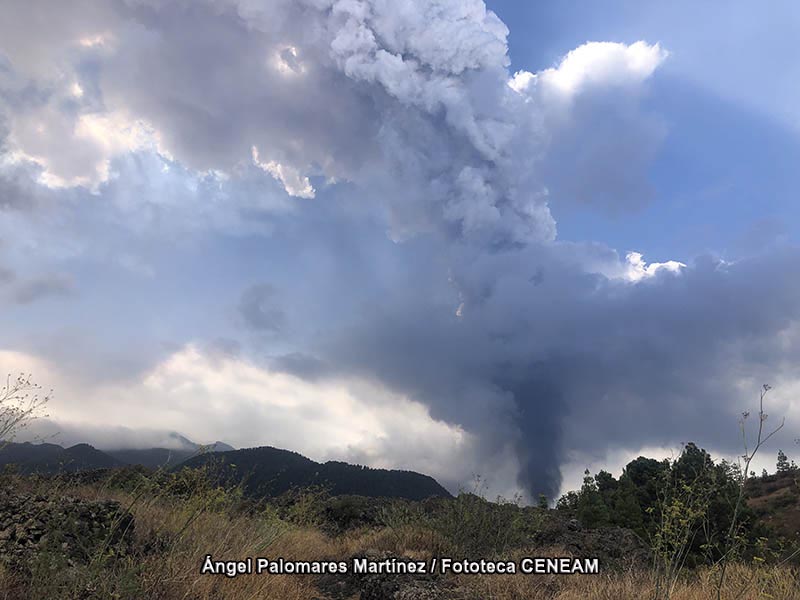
[1,0,798,500]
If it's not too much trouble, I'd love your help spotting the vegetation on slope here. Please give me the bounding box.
[748,469,800,544]
[179,446,453,501]
[0,465,798,600]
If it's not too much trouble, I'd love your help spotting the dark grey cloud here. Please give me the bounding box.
[211,189,800,497]
[293,241,800,498]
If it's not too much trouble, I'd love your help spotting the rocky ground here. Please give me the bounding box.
[0,488,133,570]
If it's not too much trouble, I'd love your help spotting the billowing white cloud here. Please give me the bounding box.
[623,251,686,281]
[510,41,668,101]
[0,2,669,244]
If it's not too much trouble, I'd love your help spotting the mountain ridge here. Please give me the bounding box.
[179,445,452,501]
[0,442,124,473]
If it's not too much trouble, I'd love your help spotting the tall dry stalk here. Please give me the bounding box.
[715,384,784,600]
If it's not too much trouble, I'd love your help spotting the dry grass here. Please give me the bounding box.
[1,477,798,600]
[459,561,800,600]
[91,487,335,600]
[131,506,322,599]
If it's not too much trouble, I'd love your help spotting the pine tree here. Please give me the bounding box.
[577,469,610,528]
[612,474,644,535]
[777,449,791,473]
[556,491,579,512]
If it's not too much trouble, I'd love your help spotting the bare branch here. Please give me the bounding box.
[0,372,52,447]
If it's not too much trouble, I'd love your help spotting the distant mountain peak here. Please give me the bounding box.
[208,441,235,452]
[164,433,235,454]
[167,432,199,451]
